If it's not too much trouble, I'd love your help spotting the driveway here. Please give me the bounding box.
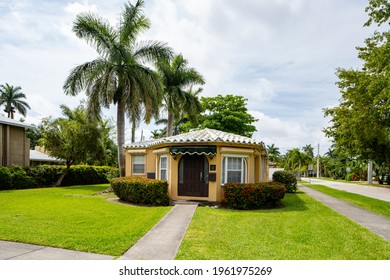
[302,178,390,202]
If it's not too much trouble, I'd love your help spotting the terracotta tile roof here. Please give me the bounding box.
[125,128,265,149]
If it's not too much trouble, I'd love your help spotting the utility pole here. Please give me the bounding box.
[317,143,320,178]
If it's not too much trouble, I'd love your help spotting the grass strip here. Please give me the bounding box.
[301,182,390,218]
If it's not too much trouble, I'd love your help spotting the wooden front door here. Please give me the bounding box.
[178,155,208,197]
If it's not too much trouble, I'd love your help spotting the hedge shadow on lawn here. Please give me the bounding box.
[254,191,309,213]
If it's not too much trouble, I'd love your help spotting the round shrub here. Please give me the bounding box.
[10,165,36,189]
[272,170,297,193]
[111,176,170,206]
[0,167,12,190]
[223,182,286,210]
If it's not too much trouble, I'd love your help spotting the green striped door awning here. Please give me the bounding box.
[169,146,217,156]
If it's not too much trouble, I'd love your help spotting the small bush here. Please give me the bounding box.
[272,170,297,193]
[345,173,353,181]
[0,167,13,190]
[111,176,169,206]
[10,165,37,189]
[223,182,286,210]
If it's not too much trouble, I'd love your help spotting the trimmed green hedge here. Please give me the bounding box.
[0,165,119,190]
[223,182,286,210]
[26,165,119,186]
[272,170,297,193]
[111,176,170,206]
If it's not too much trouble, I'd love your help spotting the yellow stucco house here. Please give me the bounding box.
[125,128,268,202]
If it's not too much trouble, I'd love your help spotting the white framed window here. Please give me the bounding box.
[132,155,145,174]
[222,156,247,184]
[159,155,168,180]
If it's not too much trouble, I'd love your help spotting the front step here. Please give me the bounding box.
[170,200,215,206]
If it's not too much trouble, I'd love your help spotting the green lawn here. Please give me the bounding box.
[301,183,390,218]
[176,191,390,260]
[0,184,171,256]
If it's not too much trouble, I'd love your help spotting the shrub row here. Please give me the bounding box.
[0,166,35,190]
[223,182,286,210]
[272,170,297,193]
[0,165,119,190]
[111,176,170,206]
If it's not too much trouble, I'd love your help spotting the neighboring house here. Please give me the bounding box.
[30,146,64,166]
[125,128,268,202]
[0,115,32,167]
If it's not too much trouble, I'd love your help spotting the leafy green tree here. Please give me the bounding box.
[40,105,103,186]
[63,0,172,176]
[0,83,30,119]
[266,144,281,164]
[324,1,390,169]
[186,94,257,137]
[156,54,205,136]
[365,0,390,26]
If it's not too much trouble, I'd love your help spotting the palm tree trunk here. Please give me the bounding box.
[167,111,174,137]
[131,115,136,143]
[117,100,126,177]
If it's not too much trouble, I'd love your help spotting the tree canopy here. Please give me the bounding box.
[40,104,104,186]
[324,0,390,168]
[184,94,257,138]
[0,83,30,119]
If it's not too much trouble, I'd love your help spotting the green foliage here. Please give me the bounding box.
[324,3,390,168]
[0,167,13,189]
[183,94,257,138]
[0,83,30,119]
[266,143,281,164]
[345,173,353,181]
[111,176,170,206]
[25,165,119,187]
[283,148,312,172]
[0,165,119,190]
[222,182,286,210]
[64,0,173,175]
[0,166,37,190]
[157,54,204,136]
[272,170,297,193]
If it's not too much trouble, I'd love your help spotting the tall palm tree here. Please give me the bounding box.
[63,0,172,176]
[0,83,31,119]
[266,144,281,163]
[156,54,205,136]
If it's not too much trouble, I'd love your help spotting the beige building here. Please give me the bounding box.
[0,116,32,167]
[125,128,268,202]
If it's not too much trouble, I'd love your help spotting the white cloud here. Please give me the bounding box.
[0,0,375,155]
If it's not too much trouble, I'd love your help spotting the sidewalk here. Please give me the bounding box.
[119,204,198,260]
[299,185,390,242]
[0,240,114,260]
[302,178,390,202]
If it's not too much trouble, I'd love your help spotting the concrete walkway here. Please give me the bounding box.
[299,185,390,242]
[302,178,390,202]
[119,204,198,260]
[0,240,114,260]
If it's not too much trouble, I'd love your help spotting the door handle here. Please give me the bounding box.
[200,171,203,181]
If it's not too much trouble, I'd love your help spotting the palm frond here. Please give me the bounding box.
[120,0,150,45]
[73,12,117,58]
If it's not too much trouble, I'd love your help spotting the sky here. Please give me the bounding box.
[0,0,379,155]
